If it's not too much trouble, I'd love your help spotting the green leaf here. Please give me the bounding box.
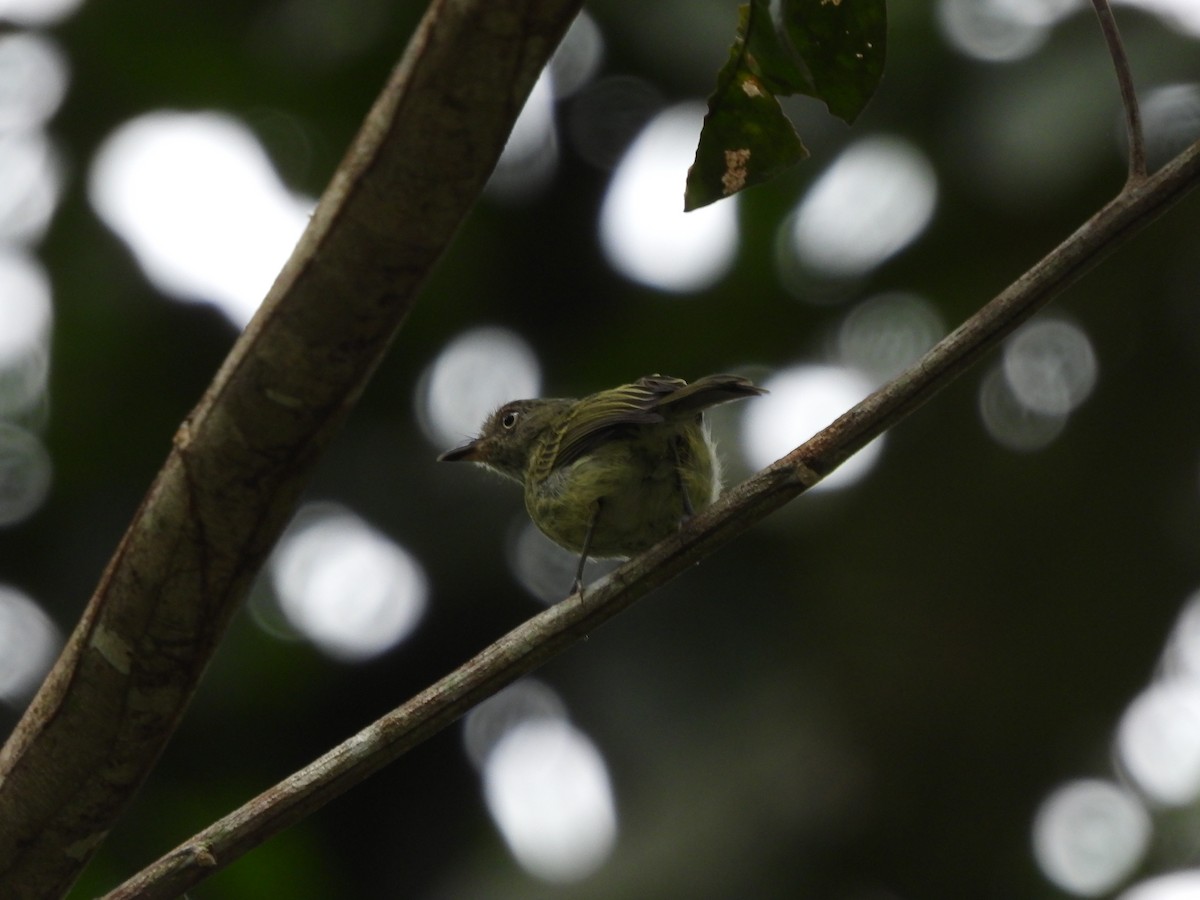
[685,4,811,211]
[685,70,809,212]
[685,0,886,210]
[782,0,887,123]
[741,0,813,97]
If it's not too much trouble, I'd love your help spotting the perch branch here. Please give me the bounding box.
[103,137,1200,900]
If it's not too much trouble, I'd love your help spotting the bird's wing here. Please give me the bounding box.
[546,376,683,471]
[650,374,766,419]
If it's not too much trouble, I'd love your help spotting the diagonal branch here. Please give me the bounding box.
[0,1,582,897]
[102,137,1200,900]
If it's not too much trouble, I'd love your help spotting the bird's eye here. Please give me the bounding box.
[501,410,519,429]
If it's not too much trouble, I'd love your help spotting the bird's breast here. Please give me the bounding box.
[524,423,717,556]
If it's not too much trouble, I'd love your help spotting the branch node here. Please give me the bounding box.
[189,843,217,868]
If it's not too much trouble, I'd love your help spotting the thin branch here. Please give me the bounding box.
[103,137,1200,900]
[0,1,582,897]
[1092,0,1147,181]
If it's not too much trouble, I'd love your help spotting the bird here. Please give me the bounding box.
[438,373,765,595]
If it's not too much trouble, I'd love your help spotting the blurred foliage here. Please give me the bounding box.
[1,0,1199,898]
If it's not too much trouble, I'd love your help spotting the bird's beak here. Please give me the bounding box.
[438,440,482,462]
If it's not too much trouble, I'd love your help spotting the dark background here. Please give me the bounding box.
[2,1,1200,897]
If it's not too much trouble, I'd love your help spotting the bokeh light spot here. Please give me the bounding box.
[419,326,541,451]
[488,69,559,202]
[88,111,313,328]
[463,678,568,769]
[782,135,936,282]
[1162,589,1200,681]
[1033,778,1150,896]
[0,129,61,244]
[0,583,59,704]
[978,365,1067,452]
[547,10,604,99]
[835,292,945,384]
[936,0,1075,62]
[483,717,617,883]
[466,680,618,883]
[1002,317,1097,416]
[268,503,428,662]
[0,32,68,131]
[0,251,51,418]
[1139,83,1200,170]
[1118,870,1200,900]
[486,11,603,202]
[1117,680,1200,805]
[0,0,83,26]
[0,420,51,526]
[742,365,882,492]
[599,102,739,293]
[1122,0,1200,38]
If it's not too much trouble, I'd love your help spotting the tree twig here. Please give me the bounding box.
[1091,0,1147,181]
[102,136,1200,900]
[0,1,582,897]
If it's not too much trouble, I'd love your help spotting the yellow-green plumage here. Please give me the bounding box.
[439,374,765,592]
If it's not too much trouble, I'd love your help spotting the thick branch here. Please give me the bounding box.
[0,1,581,897]
[104,137,1200,900]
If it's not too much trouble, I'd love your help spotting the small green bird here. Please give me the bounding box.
[438,373,766,594]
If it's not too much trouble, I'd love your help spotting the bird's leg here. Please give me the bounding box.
[572,500,602,596]
[671,436,695,520]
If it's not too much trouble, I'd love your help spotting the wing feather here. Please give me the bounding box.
[547,376,682,470]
